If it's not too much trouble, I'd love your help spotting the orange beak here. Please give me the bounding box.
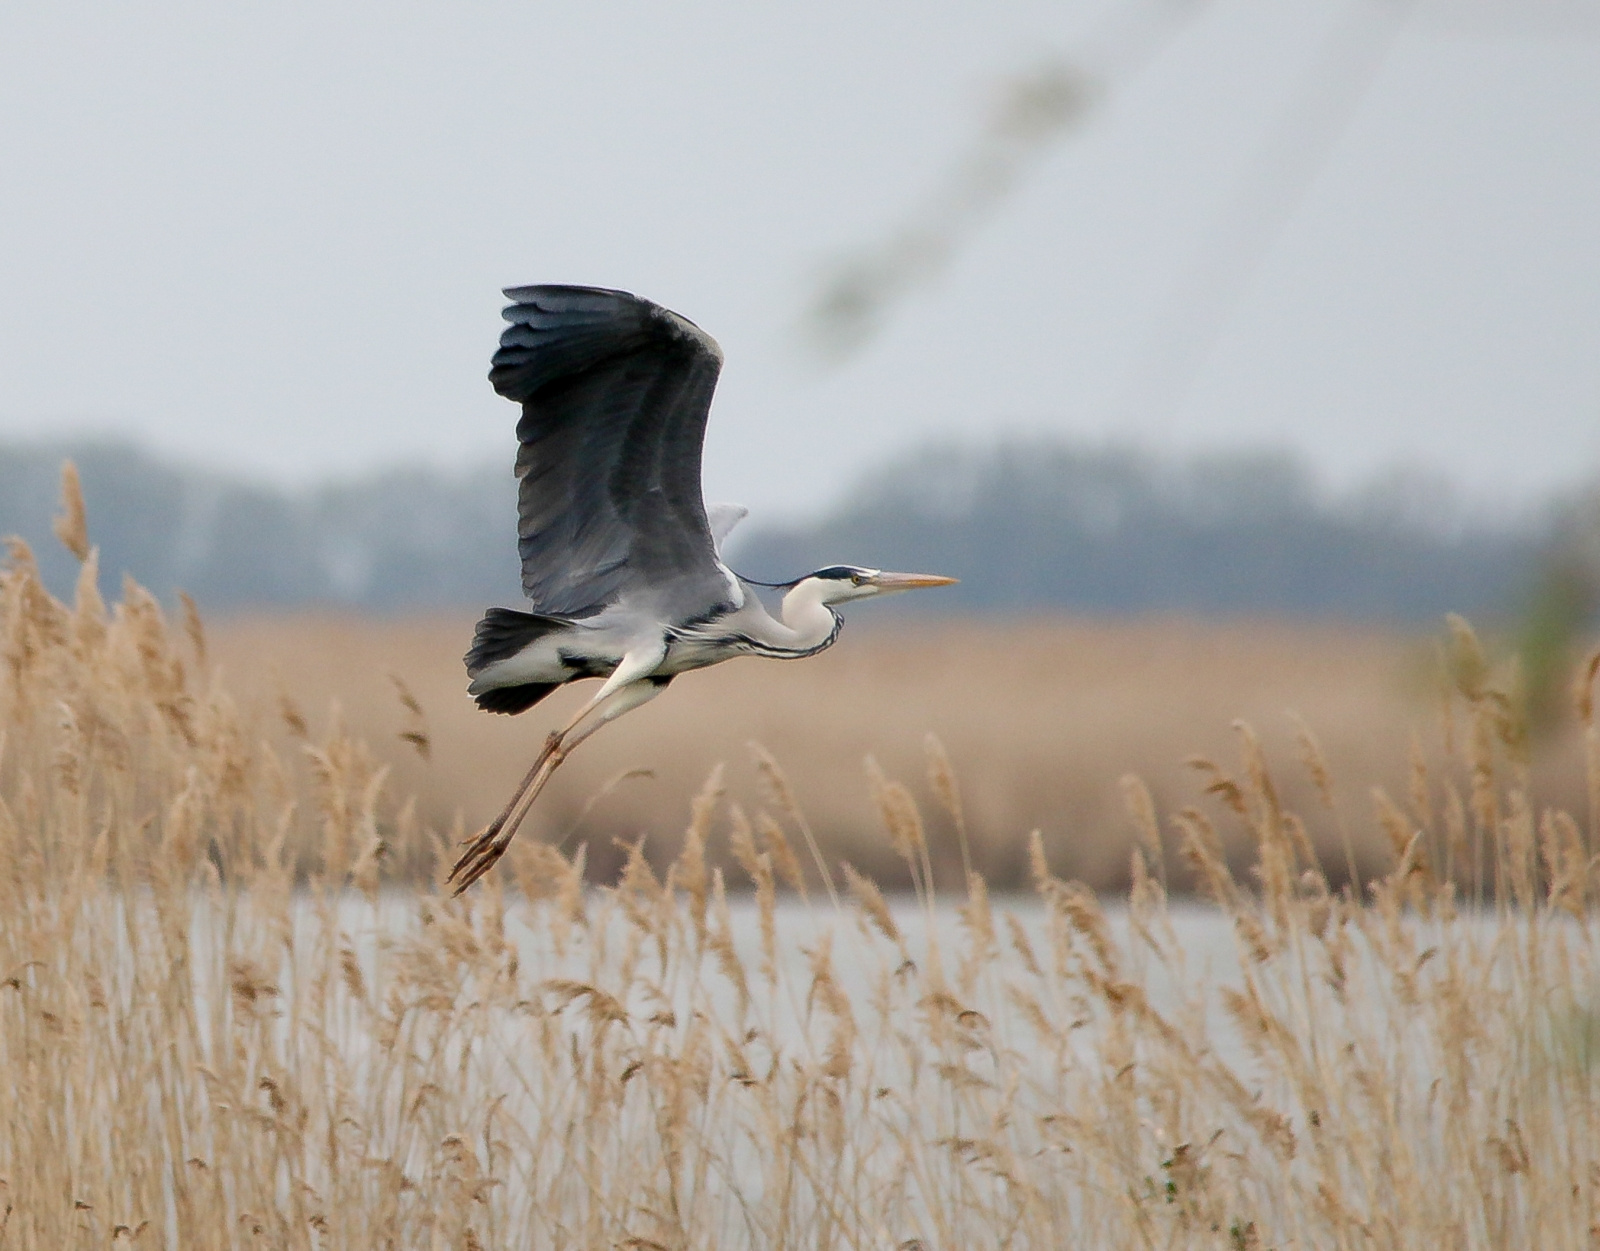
[865,571,959,591]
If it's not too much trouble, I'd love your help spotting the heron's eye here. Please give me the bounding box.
[851,573,867,586]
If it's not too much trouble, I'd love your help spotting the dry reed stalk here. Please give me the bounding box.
[865,755,930,900]
[956,869,995,997]
[1119,772,1163,885]
[756,809,806,901]
[840,861,901,951]
[726,801,761,883]
[51,461,89,564]
[390,672,431,761]
[1235,720,1298,935]
[674,765,719,942]
[749,741,839,910]
[924,731,972,885]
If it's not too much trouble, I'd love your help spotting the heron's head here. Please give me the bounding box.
[793,565,958,607]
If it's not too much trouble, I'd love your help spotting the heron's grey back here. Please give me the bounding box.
[490,285,729,618]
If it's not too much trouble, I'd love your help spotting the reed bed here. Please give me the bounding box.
[4,492,1600,1246]
[203,610,1598,895]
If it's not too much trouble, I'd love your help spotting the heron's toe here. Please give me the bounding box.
[448,824,511,894]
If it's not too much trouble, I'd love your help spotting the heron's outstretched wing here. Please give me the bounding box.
[490,285,732,617]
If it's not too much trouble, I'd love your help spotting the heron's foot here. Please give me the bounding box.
[448,820,514,895]
[447,737,569,896]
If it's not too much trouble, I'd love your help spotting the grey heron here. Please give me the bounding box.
[448,285,955,894]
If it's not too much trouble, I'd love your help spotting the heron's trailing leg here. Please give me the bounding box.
[448,676,668,894]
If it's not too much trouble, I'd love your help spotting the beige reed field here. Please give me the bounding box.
[5,484,1600,1245]
[206,609,1591,893]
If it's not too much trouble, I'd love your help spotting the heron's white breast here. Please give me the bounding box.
[659,630,752,675]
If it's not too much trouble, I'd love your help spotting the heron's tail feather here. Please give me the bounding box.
[473,682,558,715]
[464,606,570,677]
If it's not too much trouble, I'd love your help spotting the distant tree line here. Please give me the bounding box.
[731,442,1551,623]
[0,441,521,613]
[0,437,1561,622]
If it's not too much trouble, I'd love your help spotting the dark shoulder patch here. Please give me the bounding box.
[557,647,610,678]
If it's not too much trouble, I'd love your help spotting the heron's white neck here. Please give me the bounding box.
[734,578,840,657]
[780,579,839,646]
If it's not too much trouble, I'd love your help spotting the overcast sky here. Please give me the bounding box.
[1,0,1597,522]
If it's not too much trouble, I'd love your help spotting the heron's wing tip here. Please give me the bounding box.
[501,282,635,307]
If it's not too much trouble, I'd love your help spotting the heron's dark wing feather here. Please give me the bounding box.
[490,285,729,617]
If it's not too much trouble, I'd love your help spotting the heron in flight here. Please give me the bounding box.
[448,285,955,893]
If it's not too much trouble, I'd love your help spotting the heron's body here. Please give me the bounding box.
[447,284,953,893]
[465,584,844,711]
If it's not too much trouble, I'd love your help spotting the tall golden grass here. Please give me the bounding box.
[202,611,1593,893]
[4,482,1600,1245]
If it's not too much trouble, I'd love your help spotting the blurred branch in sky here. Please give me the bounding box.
[1120,0,1600,424]
[805,0,1598,383]
[802,60,1094,361]
[801,0,1214,362]
[1118,0,1417,425]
